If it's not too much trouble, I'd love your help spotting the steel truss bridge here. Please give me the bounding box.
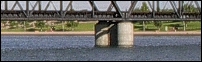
[1,1,201,21]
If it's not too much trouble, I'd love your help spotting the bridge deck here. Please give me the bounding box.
[1,10,201,21]
[1,1,201,21]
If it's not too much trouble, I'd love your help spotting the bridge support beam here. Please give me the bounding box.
[95,21,134,47]
[117,21,134,47]
[95,21,110,47]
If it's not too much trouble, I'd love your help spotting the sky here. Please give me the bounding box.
[1,1,201,11]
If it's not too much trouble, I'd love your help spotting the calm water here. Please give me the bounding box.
[1,36,201,61]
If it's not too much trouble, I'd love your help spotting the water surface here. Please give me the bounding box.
[1,36,201,61]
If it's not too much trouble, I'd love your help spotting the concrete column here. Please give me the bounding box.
[109,22,118,46]
[95,21,110,47]
[117,21,134,47]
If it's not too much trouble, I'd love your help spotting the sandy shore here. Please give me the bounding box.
[1,31,201,36]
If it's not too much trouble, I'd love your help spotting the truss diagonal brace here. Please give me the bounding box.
[30,1,40,14]
[147,1,153,11]
[45,1,51,11]
[11,1,27,17]
[64,1,73,14]
[127,1,138,17]
[11,1,24,10]
[170,1,180,18]
[89,1,99,11]
[107,3,113,11]
[194,1,201,13]
[111,1,123,18]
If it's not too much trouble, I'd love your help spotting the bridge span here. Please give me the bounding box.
[1,1,201,47]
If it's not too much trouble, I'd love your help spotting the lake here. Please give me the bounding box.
[1,36,201,61]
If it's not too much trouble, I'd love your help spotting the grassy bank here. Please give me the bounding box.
[1,21,201,32]
[134,21,201,32]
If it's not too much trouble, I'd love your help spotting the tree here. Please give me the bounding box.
[35,21,45,31]
[133,8,141,12]
[9,21,18,29]
[24,21,30,28]
[183,3,198,13]
[140,2,150,31]
[66,21,79,31]
[22,21,30,31]
[140,2,149,12]
[182,3,198,31]
[161,9,174,12]
[154,21,162,31]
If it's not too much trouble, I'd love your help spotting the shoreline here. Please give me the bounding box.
[1,31,201,36]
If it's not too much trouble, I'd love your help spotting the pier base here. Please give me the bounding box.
[117,21,134,47]
[95,21,134,47]
[95,21,110,47]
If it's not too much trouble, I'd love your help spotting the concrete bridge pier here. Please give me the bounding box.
[95,21,110,47]
[117,21,134,47]
[95,21,134,47]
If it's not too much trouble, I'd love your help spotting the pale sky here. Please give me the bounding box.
[1,1,201,11]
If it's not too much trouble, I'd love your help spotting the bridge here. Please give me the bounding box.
[1,1,201,47]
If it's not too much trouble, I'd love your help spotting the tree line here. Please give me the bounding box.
[133,2,200,31]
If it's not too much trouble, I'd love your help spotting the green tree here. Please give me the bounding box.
[22,21,30,31]
[17,21,29,28]
[139,2,150,31]
[182,3,198,31]
[66,21,79,31]
[9,21,18,29]
[24,21,30,28]
[183,3,198,13]
[133,8,141,12]
[36,21,45,31]
[161,9,174,12]
[154,21,162,31]
[140,2,149,12]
